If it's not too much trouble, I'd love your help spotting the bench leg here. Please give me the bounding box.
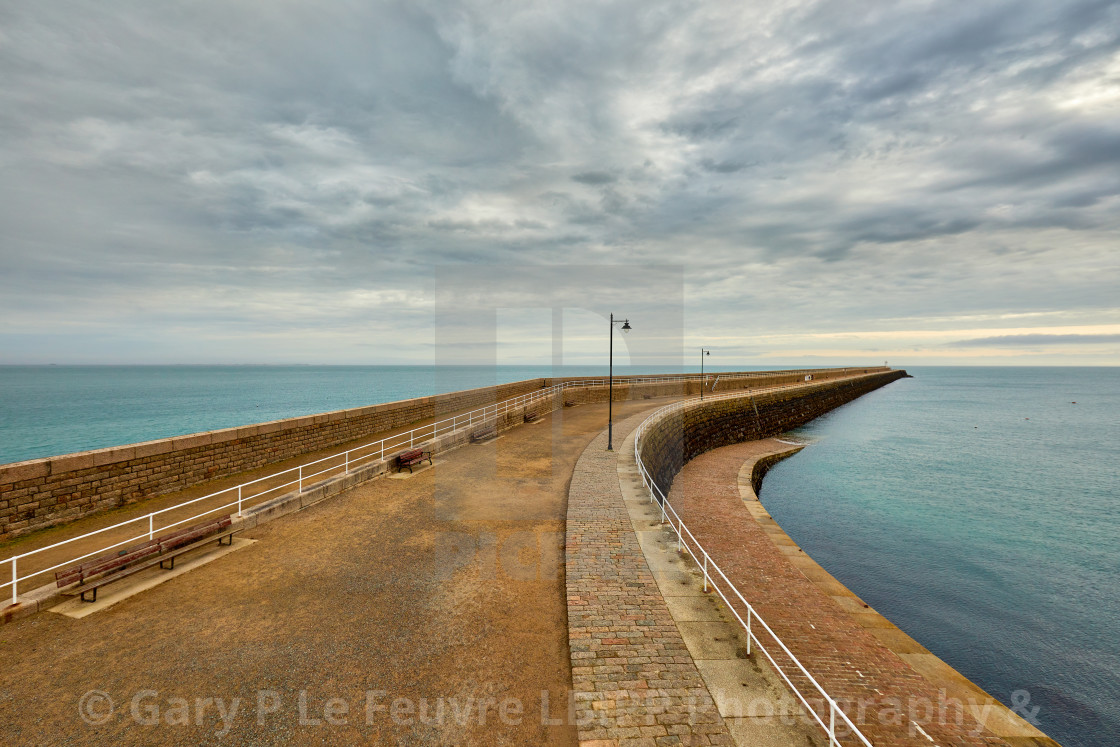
[80,588,97,603]
[219,534,233,546]
[160,557,175,571]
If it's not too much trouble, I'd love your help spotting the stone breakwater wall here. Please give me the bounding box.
[0,378,537,540]
[551,362,882,409]
[0,367,886,540]
[639,370,906,497]
[748,449,805,496]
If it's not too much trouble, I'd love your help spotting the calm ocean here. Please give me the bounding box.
[761,367,1119,747]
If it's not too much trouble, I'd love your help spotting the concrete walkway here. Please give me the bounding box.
[564,412,825,747]
[615,429,823,747]
[565,411,731,747]
[0,398,663,745]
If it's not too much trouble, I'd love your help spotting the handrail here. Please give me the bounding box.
[2,367,877,606]
[631,378,879,747]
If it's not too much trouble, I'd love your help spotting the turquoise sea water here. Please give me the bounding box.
[760,367,1119,747]
[0,364,746,465]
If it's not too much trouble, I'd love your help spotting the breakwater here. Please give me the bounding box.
[630,369,1061,745]
[637,369,907,498]
[0,367,884,540]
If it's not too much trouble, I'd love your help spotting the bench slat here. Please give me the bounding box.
[57,539,159,588]
[159,520,226,554]
[61,528,238,599]
[77,539,158,573]
[55,569,82,588]
[157,523,211,546]
[156,514,231,545]
[55,515,232,589]
[80,544,161,580]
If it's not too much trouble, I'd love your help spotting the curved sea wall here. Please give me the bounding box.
[638,370,907,497]
[0,367,884,540]
[631,375,1059,746]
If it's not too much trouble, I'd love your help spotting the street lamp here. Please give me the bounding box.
[607,313,631,451]
[700,348,711,400]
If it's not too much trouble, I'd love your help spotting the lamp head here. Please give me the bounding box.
[621,320,631,333]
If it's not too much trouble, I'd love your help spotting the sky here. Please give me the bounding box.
[1,0,1118,367]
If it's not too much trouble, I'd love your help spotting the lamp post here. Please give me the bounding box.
[700,348,711,400]
[607,313,631,451]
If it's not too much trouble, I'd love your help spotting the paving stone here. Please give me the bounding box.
[566,414,730,745]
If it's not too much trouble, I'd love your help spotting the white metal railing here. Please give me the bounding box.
[1,367,876,606]
[632,379,879,747]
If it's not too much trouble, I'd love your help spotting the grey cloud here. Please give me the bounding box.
[700,159,750,174]
[0,0,1118,363]
[572,171,616,185]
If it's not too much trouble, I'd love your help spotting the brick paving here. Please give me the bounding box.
[667,439,1017,747]
[565,413,731,747]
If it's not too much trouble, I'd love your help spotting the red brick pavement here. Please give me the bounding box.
[566,415,732,747]
[667,439,1015,747]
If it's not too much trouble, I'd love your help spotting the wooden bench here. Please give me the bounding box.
[396,448,432,473]
[470,424,497,443]
[55,515,236,603]
[523,412,538,423]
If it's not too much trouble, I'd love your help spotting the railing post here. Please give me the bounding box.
[741,607,752,655]
[344,451,349,474]
[237,485,243,516]
[149,514,154,541]
[702,554,708,592]
[410,433,414,448]
[299,465,303,494]
[829,701,837,747]
[10,558,16,606]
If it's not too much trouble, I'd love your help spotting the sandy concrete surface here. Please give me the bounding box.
[0,399,664,746]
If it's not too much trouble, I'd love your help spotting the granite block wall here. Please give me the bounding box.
[638,371,906,498]
[0,378,546,540]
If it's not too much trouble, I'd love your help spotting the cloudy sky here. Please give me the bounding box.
[1,0,1118,366]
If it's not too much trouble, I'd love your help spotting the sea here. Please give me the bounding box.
[761,366,1119,747]
[1,365,1114,746]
